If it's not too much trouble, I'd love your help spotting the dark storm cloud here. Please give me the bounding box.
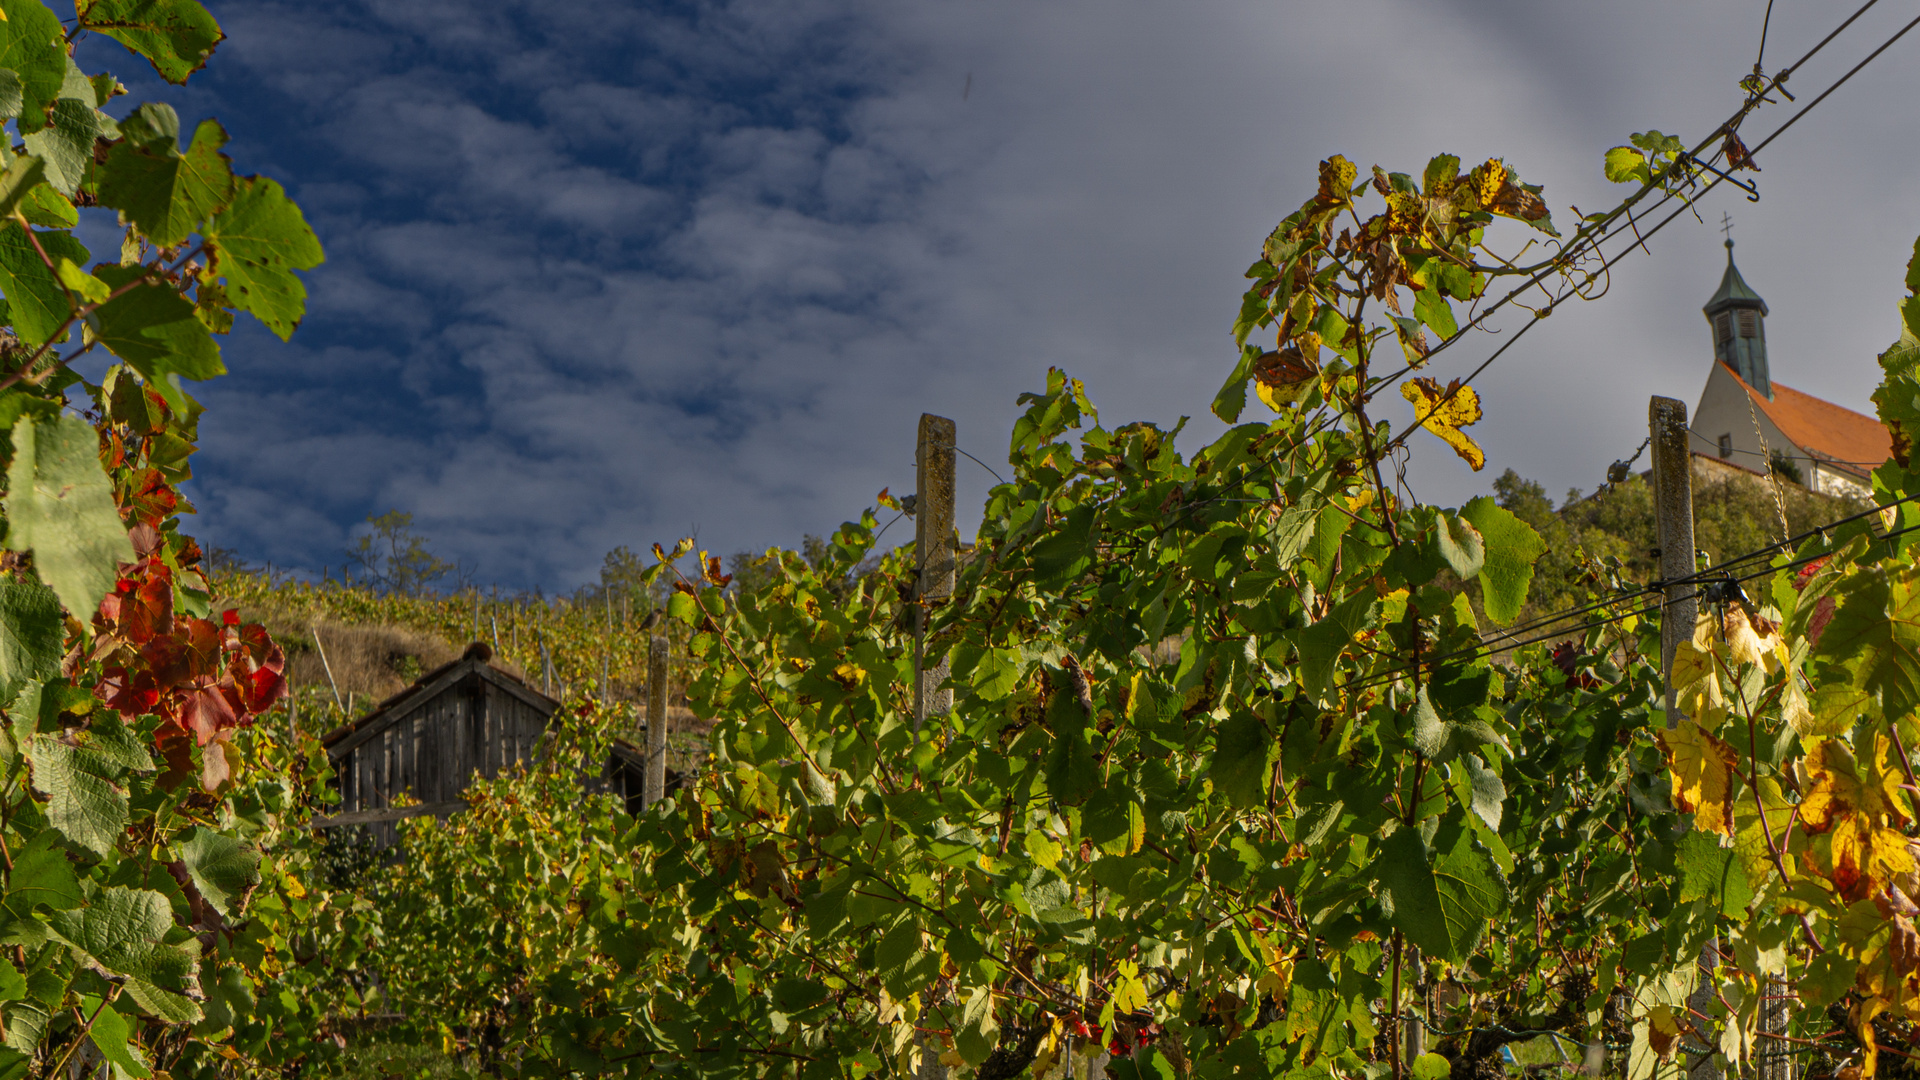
[82,1,1920,588]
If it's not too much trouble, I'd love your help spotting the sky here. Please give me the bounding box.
[68,0,1920,591]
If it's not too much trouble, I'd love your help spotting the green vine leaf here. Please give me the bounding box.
[1379,822,1503,963]
[0,226,87,345]
[1209,711,1274,808]
[22,96,107,196]
[204,176,322,339]
[4,414,135,622]
[90,263,225,413]
[0,581,62,701]
[1458,495,1544,626]
[0,3,71,134]
[24,736,130,858]
[75,0,223,84]
[99,116,234,247]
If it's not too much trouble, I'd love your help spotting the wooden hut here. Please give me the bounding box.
[317,642,558,847]
[600,738,690,816]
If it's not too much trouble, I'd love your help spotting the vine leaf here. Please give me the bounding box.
[1413,289,1457,340]
[1656,719,1739,836]
[1875,328,1920,467]
[1211,345,1255,423]
[1401,377,1484,471]
[82,999,151,1078]
[1209,712,1274,808]
[1603,146,1651,186]
[1294,591,1376,698]
[22,94,106,196]
[956,986,998,1066]
[0,227,88,346]
[24,735,130,857]
[98,115,235,247]
[1042,692,1098,805]
[205,176,323,339]
[1810,563,1920,720]
[46,887,198,999]
[175,828,259,919]
[90,264,225,414]
[0,581,61,701]
[1410,688,1506,765]
[1378,823,1502,963]
[1675,829,1752,917]
[1798,734,1914,897]
[1433,511,1483,580]
[5,414,136,622]
[0,156,49,222]
[1253,336,1321,411]
[0,829,81,917]
[76,0,224,84]
[0,2,72,133]
[1459,753,1505,830]
[1457,496,1544,626]
[1669,629,1727,729]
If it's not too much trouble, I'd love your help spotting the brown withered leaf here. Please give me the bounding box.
[1892,914,1920,976]
[1470,158,1559,236]
[1724,130,1761,172]
[1253,335,1321,411]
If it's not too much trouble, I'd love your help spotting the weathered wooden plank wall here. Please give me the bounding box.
[323,662,558,847]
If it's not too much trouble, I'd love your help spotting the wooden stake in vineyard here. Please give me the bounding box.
[644,633,669,806]
[913,414,957,744]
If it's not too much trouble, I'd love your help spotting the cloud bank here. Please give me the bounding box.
[76,0,1920,588]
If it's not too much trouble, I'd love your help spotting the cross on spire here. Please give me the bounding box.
[1720,211,1735,246]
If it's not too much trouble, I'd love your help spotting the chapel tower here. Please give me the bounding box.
[1703,238,1771,398]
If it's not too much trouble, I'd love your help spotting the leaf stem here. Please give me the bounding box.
[48,986,120,1080]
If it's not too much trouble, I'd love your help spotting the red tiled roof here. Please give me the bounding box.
[1733,372,1890,480]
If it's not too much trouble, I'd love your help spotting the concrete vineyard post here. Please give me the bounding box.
[1653,396,1725,1080]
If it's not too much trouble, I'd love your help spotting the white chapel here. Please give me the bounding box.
[1685,238,1889,500]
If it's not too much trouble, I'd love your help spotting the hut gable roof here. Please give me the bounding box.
[321,642,558,758]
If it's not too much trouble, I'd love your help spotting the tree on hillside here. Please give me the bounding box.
[346,510,460,596]
[728,533,881,599]
[1488,464,1864,625]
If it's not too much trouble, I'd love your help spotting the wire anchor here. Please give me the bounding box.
[1675,151,1762,202]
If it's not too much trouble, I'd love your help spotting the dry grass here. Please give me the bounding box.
[265,616,470,708]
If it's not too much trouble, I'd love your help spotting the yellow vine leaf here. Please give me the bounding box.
[1670,629,1726,730]
[1855,997,1888,1078]
[1800,736,1909,832]
[1658,719,1739,836]
[1799,735,1914,899]
[1400,377,1485,471]
[1723,607,1782,672]
[1782,673,1818,737]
